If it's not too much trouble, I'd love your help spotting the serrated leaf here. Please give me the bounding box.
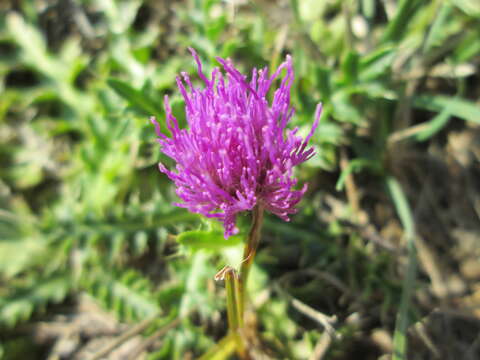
[85,268,160,321]
[0,233,49,278]
[6,12,54,76]
[179,251,215,317]
[98,0,143,34]
[0,274,71,327]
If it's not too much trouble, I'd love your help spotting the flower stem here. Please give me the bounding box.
[224,268,248,359]
[215,205,264,360]
[239,204,265,316]
[224,268,243,330]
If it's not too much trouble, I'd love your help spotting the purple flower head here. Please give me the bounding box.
[152,48,322,238]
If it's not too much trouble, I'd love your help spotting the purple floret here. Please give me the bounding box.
[152,48,322,238]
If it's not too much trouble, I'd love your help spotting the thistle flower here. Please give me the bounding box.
[152,48,322,238]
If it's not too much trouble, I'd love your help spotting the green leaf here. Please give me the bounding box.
[177,230,243,252]
[424,3,454,52]
[6,12,53,76]
[97,0,142,34]
[107,78,164,119]
[452,0,480,17]
[413,95,480,123]
[386,177,417,360]
[315,121,343,145]
[84,268,160,321]
[179,251,215,317]
[382,0,423,43]
[6,13,92,114]
[415,108,451,141]
[205,15,227,42]
[362,0,376,19]
[0,274,72,327]
[133,231,149,256]
[344,82,397,100]
[0,238,48,278]
[341,51,359,85]
[360,46,396,81]
[331,91,364,124]
[336,158,381,191]
[453,29,480,62]
[198,333,239,360]
[315,65,332,99]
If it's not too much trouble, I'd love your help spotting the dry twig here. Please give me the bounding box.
[126,316,186,360]
[88,314,159,360]
[273,283,338,339]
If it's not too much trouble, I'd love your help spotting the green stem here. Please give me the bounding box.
[239,204,265,314]
[224,268,243,330]
[224,268,248,359]
[214,205,264,360]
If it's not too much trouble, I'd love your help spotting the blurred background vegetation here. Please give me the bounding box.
[1,0,480,359]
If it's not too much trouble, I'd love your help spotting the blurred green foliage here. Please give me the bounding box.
[0,0,479,359]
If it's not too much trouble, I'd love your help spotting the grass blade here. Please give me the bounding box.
[335,158,380,191]
[424,3,453,52]
[386,176,417,360]
[382,0,423,43]
[413,95,480,123]
[415,108,451,141]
